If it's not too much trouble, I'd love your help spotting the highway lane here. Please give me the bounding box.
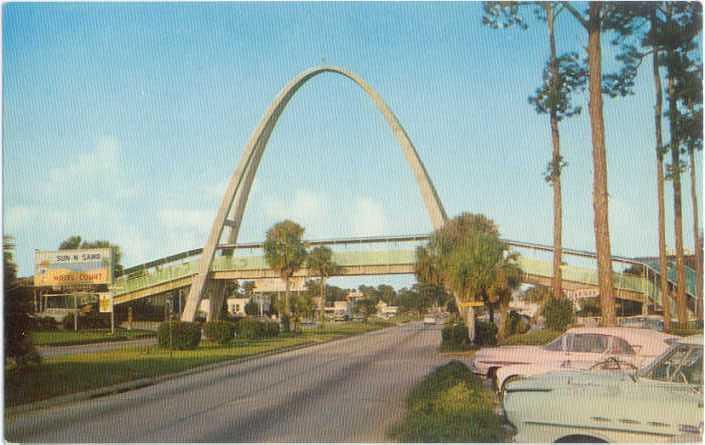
[7,322,446,442]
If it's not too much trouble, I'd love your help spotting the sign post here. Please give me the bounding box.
[99,292,114,335]
[74,293,78,332]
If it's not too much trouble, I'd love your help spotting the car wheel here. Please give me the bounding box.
[555,435,607,443]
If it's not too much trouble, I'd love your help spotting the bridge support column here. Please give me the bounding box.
[208,282,228,321]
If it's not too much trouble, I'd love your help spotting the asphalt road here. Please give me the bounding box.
[6,322,447,443]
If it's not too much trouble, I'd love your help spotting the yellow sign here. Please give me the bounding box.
[34,248,113,287]
[458,301,484,308]
[98,293,113,313]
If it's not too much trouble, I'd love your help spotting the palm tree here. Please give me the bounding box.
[487,256,523,340]
[263,220,307,322]
[416,213,520,341]
[306,246,338,324]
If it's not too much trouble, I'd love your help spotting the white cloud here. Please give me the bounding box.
[262,189,327,235]
[5,136,155,272]
[5,206,40,232]
[350,197,387,236]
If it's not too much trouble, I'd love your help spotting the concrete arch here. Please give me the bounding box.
[182,66,447,321]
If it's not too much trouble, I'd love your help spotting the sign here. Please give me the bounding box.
[34,248,113,287]
[98,292,113,313]
[251,277,305,293]
[564,288,600,302]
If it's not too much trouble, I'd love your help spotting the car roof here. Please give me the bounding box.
[566,326,675,339]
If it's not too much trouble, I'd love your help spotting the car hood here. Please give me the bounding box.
[508,369,702,405]
[504,371,703,435]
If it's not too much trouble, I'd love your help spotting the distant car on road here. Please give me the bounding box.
[471,327,677,390]
[423,315,436,325]
[502,335,703,443]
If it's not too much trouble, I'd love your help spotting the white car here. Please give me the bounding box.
[471,327,677,390]
[502,335,703,443]
[423,315,436,325]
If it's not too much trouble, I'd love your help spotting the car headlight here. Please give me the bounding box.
[678,423,703,435]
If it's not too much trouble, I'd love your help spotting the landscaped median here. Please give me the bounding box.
[32,329,155,347]
[7,320,393,409]
[387,360,507,442]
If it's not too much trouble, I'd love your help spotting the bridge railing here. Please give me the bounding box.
[517,257,646,296]
[114,262,197,295]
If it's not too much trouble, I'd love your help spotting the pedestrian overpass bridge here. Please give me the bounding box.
[111,234,696,313]
[106,65,695,320]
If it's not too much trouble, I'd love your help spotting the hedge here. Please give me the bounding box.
[388,360,504,442]
[474,320,498,346]
[157,321,202,350]
[61,313,111,330]
[441,322,470,351]
[543,297,576,331]
[236,318,279,340]
[203,321,236,345]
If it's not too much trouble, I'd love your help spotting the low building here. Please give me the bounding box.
[376,301,398,317]
[198,294,271,317]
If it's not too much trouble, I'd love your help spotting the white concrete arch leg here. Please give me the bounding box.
[181,66,448,322]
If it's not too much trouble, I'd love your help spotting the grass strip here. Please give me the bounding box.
[387,360,506,443]
[8,321,389,408]
[32,329,155,347]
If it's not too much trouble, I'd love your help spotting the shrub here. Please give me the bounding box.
[542,297,576,331]
[474,320,497,346]
[157,321,202,350]
[280,314,290,333]
[389,361,503,442]
[61,313,111,330]
[441,322,470,351]
[264,320,280,337]
[506,311,530,336]
[203,321,235,344]
[62,314,75,330]
[244,300,259,316]
[30,316,59,331]
[670,326,703,337]
[236,318,279,340]
[39,316,59,331]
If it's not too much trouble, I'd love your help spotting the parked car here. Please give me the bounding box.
[619,315,665,332]
[423,315,436,325]
[502,335,703,443]
[471,327,677,389]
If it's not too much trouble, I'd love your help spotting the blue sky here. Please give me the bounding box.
[3,2,702,289]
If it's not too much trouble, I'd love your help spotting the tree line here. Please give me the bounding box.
[482,1,702,330]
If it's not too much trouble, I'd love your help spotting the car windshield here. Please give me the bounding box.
[640,343,703,385]
[543,336,563,351]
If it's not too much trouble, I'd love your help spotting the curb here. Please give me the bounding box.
[6,325,394,416]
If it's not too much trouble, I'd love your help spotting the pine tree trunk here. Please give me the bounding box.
[498,301,510,340]
[319,276,326,325]
[653,46,671,332]
[667,65,688,328]
[587,2,616,326]
[688,145,703,321]
[547,3,563,299]
[284,276,290,316]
